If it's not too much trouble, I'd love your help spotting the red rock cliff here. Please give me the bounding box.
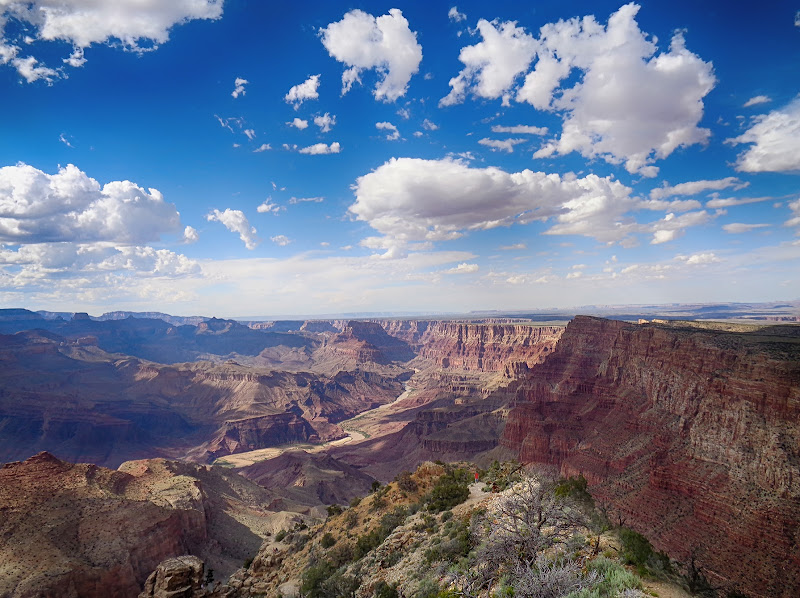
[415,322,563,371]
[502,316,800,597]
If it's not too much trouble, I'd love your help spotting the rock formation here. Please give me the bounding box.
[502,316,800,597]
[0,453,280,598]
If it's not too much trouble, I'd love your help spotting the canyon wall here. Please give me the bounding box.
[502,316,800,597]
[370,320,563,371]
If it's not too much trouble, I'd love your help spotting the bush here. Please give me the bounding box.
[321,532,336,548]
[373,581,399,598]
[426,468,471,512]
[327,503,343,517]
[300,560,334,598]
[618,528,653,567]
[395,470,418,493]
[275,529,287,542]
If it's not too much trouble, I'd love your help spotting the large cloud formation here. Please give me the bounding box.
[0,0,223,82]
[350,158,717,254]
[0,163,181,243]
[320,8,422,101]
[441,3,715,176]
[727,96,800,173]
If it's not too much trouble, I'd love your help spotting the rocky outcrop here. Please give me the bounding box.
[415,323,563,371]
[138,556,206,598]
[0,453,281,598]
[502,316,800,597]
[314,320,416,365]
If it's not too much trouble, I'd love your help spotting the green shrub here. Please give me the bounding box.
[300,560,334,598]
[618,528,653,567]
[426,468,471,512]
[327,503,343,517]
[321,532,336,548]
[275,529,287,542]
[567,557,642,597]
[373,580,399,598]
[350,496,362,508]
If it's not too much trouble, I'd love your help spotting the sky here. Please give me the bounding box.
[1,0,799,317]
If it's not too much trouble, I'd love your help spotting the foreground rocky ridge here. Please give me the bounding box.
[502,316,800,597]
[0,452,286,598]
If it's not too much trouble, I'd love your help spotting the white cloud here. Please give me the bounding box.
[0,0,223,82]
[320,9,422,101]
[422,119,439,131]
[448,7,467,22]
[288,117,309,129]
[298,141,341,155]
[376,121,400,140]
[231,77,248,98]
[397,107,411,119]
[639,199,702,212]
[270,234,291,246]
[649,211,712,244]
[349,157,641,251]
[314,112,336,132]
[182,225,199,243]
[722,223,769,234]
[289,196,324,204]
[743,95,771,107]
[244,128,256,140]
[786,199,800,230]
[445,262,478,274]
[257,199,283,214]
[796,11,800,27]
[207,208,259,249]
[566,271,582,279]
[491,124,547,135]
[499,243,526,250]
[253,143,271,152]
[285,74,320,109]
[0,163,181,244]
[705,194,772,209]
[478,137,525,153]
[517,3,715,176]
[649,177,746,200]
[676,252,721,265]
[440,18,537,107]
[726,96,800,172]
[59,133,74,147]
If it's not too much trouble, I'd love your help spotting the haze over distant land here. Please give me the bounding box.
[0,1,798,317]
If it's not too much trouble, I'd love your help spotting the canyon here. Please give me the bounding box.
[0,308,798,597]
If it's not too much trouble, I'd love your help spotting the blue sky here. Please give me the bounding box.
[1,0,799,317]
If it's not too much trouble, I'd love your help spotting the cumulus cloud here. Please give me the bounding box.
[244,128,256,140]
[376,121,400,140]
[440,18,537,107]
[0,0,223,82]
[298,141,341,155]
[649,211,712,244]
[726,96,800,172]
[491,124,547,135]
[349,157,641,250]
[675,252,721,265]
[448,7,467,22]
[270,234,291,246]
[207,208,259,249]
[285,74,320,109]
[314,112,336,132]
[478,137,525,153]
[253,143,271,152]
[231,77,248,98]
[288,117,309,129]
[649,177,746,200]
[422,119,439,131]
[743,95,770,107]
[526,4,715,176]
[182,226,199,243]
[0,163,181,244]
[320,9,422,101]
[256,199,283,214]
[722,223,769,234]
[445,262,478,274]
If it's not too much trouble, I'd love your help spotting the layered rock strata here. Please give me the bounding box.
[502,316,800,597]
